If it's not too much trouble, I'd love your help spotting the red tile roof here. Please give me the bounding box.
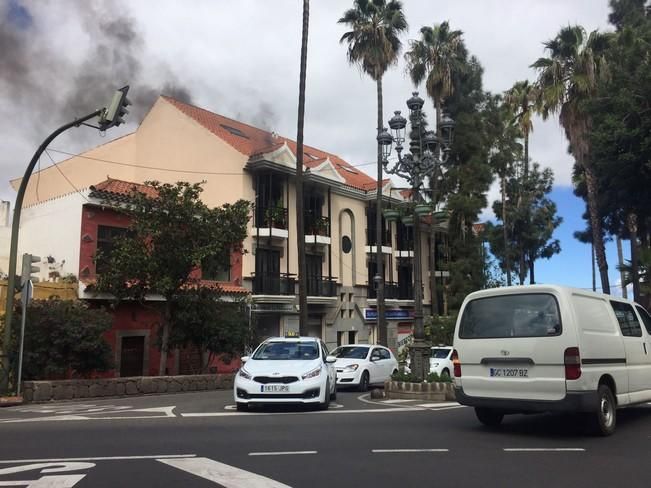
[200,280,249,295]
[163,96,378,191]
[90,178,159,199]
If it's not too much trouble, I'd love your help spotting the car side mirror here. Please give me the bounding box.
[371,355,380,362]
[241,356,250,363]
[325,355,337,364]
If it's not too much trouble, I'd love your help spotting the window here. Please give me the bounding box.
[348,330,357,344]
[96,225,128,274]
[201,255,230,281]
[635,306,651,334]
[252,341,318,360]
[431,348,452,359]
[379,348,391,360]
[610,301,642,337]
[341,236,352,254]
[459,294,562,339]
[332,346,368,359]
[220,124,249,139]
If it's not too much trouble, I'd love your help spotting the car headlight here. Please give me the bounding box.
[301,366,322,380]
[238,367,252,380]
[343,364,359,372]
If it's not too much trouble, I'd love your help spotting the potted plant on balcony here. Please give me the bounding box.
[432,210,449,222]
[414,203,432,216]
[382,208,400,222]
[264,204,285,228]
[401,215,414,226]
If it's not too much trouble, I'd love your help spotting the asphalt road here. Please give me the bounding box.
[0,390,650,487]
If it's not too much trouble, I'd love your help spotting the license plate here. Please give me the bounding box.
[489,368,528,378]
[262,385,289,392]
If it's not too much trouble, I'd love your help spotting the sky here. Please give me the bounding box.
[0,0,631,294]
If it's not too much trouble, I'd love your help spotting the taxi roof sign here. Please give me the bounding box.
[285,330,300,338]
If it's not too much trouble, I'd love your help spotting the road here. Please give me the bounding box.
[0,389,650,487]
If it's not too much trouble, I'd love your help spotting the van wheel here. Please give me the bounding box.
[590,384,616,436]
[475,407,504,427]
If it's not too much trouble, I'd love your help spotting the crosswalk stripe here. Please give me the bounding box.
[158,457,292,487]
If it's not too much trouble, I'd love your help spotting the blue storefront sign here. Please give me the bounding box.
[364,308,413,321]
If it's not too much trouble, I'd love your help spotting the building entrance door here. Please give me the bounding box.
[120,336,145,377]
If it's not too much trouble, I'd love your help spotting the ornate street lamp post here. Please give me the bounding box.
[381,92,455,381]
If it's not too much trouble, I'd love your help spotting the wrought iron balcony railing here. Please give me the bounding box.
[253,205,289,230]
[252,273,295,295]
[306,277,337,297]
[304,214,330,237]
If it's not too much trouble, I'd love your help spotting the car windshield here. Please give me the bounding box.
[332,346,369,359]
[431,348,451,359]
[252,341,319,360]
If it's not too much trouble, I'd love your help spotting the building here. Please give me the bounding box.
[10,96,448,370]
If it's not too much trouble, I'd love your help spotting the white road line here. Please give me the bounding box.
[248,451,317,456]
[0,454,196,464]
[158,456,292,488]
[503,448,585,452]
[417,402,461,408]
[372,449,449,453]
[380,399,415,404]
[180,406,425,417]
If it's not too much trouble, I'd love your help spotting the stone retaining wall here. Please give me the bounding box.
[384,380,456,402]
[21,374,235,403]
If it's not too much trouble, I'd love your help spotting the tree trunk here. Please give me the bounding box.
[295,0,310,328]
[375,76,387,346]
[429,97,442,315]
[158,302,172,376]
[617,237,627,299]
[502,176,511,286]
[591,242,596,292]
[583,164,610,294]
[628,213,640,302]
[529,249,535,284]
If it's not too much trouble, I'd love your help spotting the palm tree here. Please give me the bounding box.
[339,0,407,345]
[504,80,540,283]
[532,25,612,294]
[296,0,310,329]
[404,21,465,313]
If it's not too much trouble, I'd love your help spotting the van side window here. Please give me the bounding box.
[635,306,651,334]
[610,301,642,337]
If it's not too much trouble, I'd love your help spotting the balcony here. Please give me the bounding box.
[306,277,337,297]
[253,205,289,239]
[252,273,295,296]
[304,214,331,246]
[365,228,392,255]
[367,281,413,301]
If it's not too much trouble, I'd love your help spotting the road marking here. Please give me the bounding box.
[372,449,449,453]
[0,455,196,464]
[416,402,461,408]
[380,399,414,404]
[0,406,177,424]
[248,451,317,456]
[503,448,585,452]
[158,456,292,487]
[181,406,424,417]
[0,474,86,486]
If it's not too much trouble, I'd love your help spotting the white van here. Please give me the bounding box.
[452,285,651,435]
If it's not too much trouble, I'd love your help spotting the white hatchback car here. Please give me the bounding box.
[331,344,399,391]
[234,336,337,411]
[429,346,454,378]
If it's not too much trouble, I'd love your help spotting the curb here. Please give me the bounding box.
[0,396,24,408]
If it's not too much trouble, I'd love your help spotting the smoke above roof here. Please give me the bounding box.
[0,0,193,133]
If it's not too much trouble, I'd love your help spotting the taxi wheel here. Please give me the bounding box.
[319,381,331,410]
[358,371,370,392]
[236,402,248,412]
[330,383,337,401]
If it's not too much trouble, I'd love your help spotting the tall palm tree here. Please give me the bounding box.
[532,25,612,294]
[404,21,465,313]
[504,80,540,284]
[339,0,407,345]
[296,0,310,329]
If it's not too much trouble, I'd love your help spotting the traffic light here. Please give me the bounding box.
[99,85,131,130]
[20,253,41,287]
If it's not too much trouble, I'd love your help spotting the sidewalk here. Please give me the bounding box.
[0,396,23,407]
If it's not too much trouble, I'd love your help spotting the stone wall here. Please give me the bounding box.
[21,374,235,403]
[384,380,456,402]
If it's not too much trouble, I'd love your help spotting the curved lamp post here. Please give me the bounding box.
[381,92,454,381]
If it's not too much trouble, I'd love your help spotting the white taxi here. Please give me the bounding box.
[234,335,337,411]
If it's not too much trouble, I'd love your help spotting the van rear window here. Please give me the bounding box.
[459,293,561,339]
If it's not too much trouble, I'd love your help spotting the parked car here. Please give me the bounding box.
[429,346,454,378]
[403,346,455,378]
[331,344,398,391]
[234,335,337,411]
[453,284,651,435]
